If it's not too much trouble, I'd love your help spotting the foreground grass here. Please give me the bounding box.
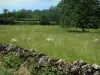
[0,25,100,64]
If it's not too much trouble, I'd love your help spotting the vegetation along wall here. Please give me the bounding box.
[0,43,100,75]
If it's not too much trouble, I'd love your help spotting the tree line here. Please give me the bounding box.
[0,6,59,25]
[0,0,100,31]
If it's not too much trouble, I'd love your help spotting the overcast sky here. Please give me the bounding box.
[0,0,61,13]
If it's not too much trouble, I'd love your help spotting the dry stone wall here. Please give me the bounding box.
[0,43,100,75]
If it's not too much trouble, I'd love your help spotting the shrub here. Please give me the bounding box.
[0,18,15,25]
[0,67,13,75]
[39,15,51,25]
[4,53,21,69]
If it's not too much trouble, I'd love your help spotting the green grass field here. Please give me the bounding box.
[0,25,100,64]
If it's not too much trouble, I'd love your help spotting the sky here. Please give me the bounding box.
[0,0,61,13]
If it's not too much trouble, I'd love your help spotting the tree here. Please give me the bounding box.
[48,6,60,25]
[39,15,50,25]
[3,9,9,17]
[12,9,16,18]
[57,0,100,31]
[3,9,9,14]
[33,10,41,20]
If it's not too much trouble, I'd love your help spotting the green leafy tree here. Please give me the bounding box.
[39,15,50,25]
[58,0,100,31]
[48,6,60,25]
[3,9,9,14]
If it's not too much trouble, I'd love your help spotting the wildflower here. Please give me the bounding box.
[11,39,17,42]
[93,39,99,42]
[11,39,17,45]
[27,38,31,40]
[46,38,54,42]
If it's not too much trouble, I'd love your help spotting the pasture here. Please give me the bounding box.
[0,25,100,64]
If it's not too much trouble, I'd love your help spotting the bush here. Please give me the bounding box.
[0,18,15,25]
[4,53,21,69]
[39,15,51,25]
[15,21,39,25]
[0,67,13,75]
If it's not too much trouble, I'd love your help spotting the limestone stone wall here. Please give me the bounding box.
[0,43,100,75]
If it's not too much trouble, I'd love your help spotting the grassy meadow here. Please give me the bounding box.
[0,25,100,64]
